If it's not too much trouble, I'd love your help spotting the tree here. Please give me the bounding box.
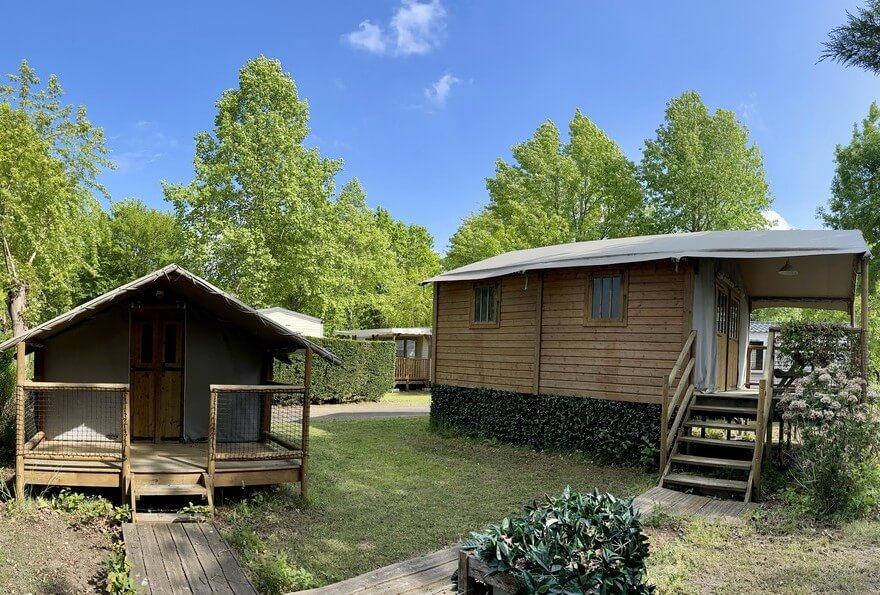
[444,111,644,269]
[819,102,880,251]
[821,1,880,75]
[165,56,343,310]
[0,61,111,335]
[639,91,770,234]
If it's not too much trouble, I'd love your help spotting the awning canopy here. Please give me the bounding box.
[0,264,341,364]
[336,327,432,340]
[424,230,870,311]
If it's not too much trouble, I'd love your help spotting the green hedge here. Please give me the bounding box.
[431,385,659,466]
[275,337,395,404]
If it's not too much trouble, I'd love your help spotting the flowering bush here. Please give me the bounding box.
[779,364,880,519]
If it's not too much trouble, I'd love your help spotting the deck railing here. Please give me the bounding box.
[207,384,309,474]
[394,356,431,386]
[660,330,697,472]
[747,329,776,500]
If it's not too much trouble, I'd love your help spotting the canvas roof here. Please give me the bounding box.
[336,327,432,340]
[258,306,324,324]
[424,230,870,310]
[0,264,341,364]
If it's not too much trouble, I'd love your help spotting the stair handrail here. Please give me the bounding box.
[661,329,697,472]
[747,328,776,500]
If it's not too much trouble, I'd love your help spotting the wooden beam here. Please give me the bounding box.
[14,384,24,500]
[430,284,439,385]
[862,257,870,379]
[16,342,26,385]
[533,271,544,395]
[260,354,274,438]
[301,347,312,500]
[207,389,217,478]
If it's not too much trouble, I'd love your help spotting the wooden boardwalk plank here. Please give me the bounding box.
[122,524,149,592]
[134,524,174,594]
[182,524,235,595]
[168,523,213,595]
[153,524,194,594]
[198,523,257,594]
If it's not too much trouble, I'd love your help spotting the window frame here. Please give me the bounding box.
[470,280,501,328]
[584,269,628,327]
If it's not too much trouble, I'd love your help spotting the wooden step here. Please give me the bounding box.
[690,404,757,416]
[683,420,756,432]
[136,484,208,498]
[662,472,748,493]
[670,454,752,470]
[677,435,755,449]
[134,512,202,524]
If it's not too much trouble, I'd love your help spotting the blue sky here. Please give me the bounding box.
[1,1,876,252]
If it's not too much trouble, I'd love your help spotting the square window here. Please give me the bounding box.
[587,271,626,325]
[472,283,499,326]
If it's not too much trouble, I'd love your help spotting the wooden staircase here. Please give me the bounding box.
[659,330,776,503]
[129,471,214,523]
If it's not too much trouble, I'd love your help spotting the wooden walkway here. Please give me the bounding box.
[296,547,458,594]
[633,486,757,524]
[123,522,257,594]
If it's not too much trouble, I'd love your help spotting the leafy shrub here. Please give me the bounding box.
[778,364,880,519]
[431,385,659,466]
[225,525,319,594]
[0,349,16,464]
[776,322,861,373]
[275,336,394,403]
[465,487,653,594]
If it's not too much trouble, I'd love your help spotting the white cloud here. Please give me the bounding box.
[343,20,387,54]
[763,210,793,230]
[424,73,460,107]
[343,0,446,56]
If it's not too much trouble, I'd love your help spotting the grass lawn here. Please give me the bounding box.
[646,514,880,593]
[379,390,431,405]
[215,416,653,590]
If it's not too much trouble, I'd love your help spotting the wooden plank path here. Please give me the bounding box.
[295,546,459,594]
[633,486,757,524]
[123,522,257,594]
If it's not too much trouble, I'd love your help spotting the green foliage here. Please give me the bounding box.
[430,385,659,466]
[819,102,880,253]
[778,364,880,519]
[166,56,438,330]
[275,337,394,403]
[444,112,644,269]
[465,487,653,594]
[640,91,770,233]
[776,321,862,373]
[101,540,136,594]
[821,1,880,74]
[0,350,15,463]
[0,60,112,333]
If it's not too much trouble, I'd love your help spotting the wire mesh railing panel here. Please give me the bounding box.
[22,384,126,461]
[214,386,305,461]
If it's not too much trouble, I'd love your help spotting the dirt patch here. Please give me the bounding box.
[0,502,111,594]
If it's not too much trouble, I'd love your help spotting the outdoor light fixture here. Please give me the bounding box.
[778,259,798,276]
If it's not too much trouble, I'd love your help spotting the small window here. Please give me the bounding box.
[471,283,499,326]
[164,323,179,364]
[587,271,626,324]
[396,339,417,358]
[139,323,154,364]
[750,341,764,371]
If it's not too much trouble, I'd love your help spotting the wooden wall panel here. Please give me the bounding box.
[434,273,539,393]
[433,260,694,404]
[538,261,691,403]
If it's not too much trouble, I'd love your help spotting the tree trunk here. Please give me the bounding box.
[7,278,28,336]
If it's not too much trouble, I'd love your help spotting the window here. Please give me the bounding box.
[586,271,626,324]
[396,339,417,358]
[749,340,764,371]
[471,283,499,326]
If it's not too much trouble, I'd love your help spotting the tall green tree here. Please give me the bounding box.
[444,111,644,269]
[639,91,771,234]
[821,1,880,75]
[819,102,880,251]
[0,61,111,335]
[165,56,343,310]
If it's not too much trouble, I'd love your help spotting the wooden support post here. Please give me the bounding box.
[207,388,217,478]
[430,285,438,386]
[121,388,131,502]
[14,342,26,501]
[458,551,478,594]
[660,375,669,473]
[260,354,274,440]
[301,347,312,500]
[532,271,544,395]
[861,257,870,380]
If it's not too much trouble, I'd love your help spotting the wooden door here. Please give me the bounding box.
[726,295,741,390]
[130,310,184,441]
[714,284,730,390]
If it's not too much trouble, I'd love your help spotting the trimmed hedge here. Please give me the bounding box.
[275,337,395,404]
[431,384,659,466]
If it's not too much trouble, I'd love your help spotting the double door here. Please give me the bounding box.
[130,309,184,441]
[715,283,741,391]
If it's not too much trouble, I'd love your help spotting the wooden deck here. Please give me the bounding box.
[296,547,459,594]
[124,522,256,594]
[633,486,757,523]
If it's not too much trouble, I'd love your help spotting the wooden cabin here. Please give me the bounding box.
[425,230,871,501]
[0,265,339,520]
[335,327,432,388]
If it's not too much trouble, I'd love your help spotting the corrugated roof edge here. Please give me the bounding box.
[0,264,341,365]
